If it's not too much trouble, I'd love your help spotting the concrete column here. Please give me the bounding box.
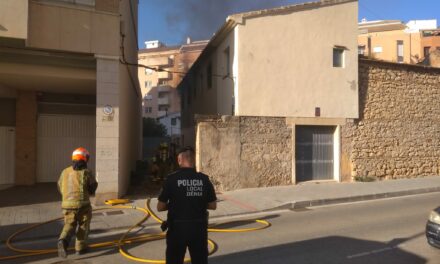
[95,56,120,203]
[15,91,37,185]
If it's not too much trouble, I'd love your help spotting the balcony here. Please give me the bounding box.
[157,110,167,117]
[157,85,171,93]
[143,57,171,67]
[158,71,172,80]
[158,97,169,106]
[0,0,28,40]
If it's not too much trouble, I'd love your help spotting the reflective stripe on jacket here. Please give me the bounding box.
[58,166,96,209]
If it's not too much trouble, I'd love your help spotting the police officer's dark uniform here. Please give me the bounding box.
[158,156,217,264]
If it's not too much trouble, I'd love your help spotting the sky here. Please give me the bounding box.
[138,0,440,48]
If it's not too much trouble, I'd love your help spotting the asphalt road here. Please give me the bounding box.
[2,192,440,264]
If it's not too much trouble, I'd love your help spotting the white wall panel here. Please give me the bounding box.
[37,115,96,182]
[0,127,15,184]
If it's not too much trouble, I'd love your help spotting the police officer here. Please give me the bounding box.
[57,147,98,258]
[157,146,217,264]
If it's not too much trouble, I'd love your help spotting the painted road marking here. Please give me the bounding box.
[346,245,404,259]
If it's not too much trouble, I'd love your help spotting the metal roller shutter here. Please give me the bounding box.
[296,126,335,182]
[37,114,96,182]
[0,127,15,185]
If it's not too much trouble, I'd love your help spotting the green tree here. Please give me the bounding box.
[142,117,167,137]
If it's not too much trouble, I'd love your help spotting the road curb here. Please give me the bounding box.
[274,186,440,210]
[4,187,440,243]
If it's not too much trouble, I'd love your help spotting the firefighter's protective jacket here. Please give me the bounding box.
[58,166,98,209]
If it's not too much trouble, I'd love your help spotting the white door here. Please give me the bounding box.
[37,115,96,182]
[0,127,15,185]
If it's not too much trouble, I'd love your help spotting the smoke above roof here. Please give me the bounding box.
[163,0,303,42]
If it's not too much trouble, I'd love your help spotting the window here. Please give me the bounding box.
[424,46,431,58]
[181,90,186,110]
[333,48,344,68]
[373,46,383,53]
[145,81,152,88]
[158,106,168,112]
[54,0,95,6]
[192,75,197,98]
[144,107,152,114]
[397,40,404,63]
[207,63,213,88]
[171,118,177,126]
[224,47,230,76]
[187,85,192,105]
[158,80,168,86]
[145,69,154,75]
[200,73,204,92]
[144,94,153,100]
[358,45,366,55]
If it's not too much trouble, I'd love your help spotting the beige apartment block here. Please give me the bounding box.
[0,0,141,203]
[358,19,440,65]
[138,39,207,120]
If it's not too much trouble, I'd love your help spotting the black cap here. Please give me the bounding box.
[177,146,194,155]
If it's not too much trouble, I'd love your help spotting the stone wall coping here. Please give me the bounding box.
[360,57,440,73]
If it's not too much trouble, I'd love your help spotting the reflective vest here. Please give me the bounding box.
[58,166,95,209]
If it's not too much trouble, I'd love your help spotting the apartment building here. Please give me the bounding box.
[421,29,440,59]
[0,0,141,202]
[358,19,439,64]
[178,0,358,184]
[138,39,207,126]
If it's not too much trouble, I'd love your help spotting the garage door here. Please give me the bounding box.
[0,127,15,185]
[296,126,335,182]
[37,115,96,182]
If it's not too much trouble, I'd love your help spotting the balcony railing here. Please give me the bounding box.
[157,110,167,117]
[157,85,171,93]
[53,0,95,6]
[143,57,171,67]
[158,97,169,106]
[158,71,172,80]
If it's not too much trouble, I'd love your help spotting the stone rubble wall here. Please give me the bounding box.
[342,59,440,181]
[196,116,292,191]
[197,59,440,189]
[239,117,292,188]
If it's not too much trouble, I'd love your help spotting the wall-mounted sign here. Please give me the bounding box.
[103,105,113,116]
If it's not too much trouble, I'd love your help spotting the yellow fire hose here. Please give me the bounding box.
[0,198,270,263]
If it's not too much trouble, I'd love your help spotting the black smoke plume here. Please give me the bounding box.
[161,0,305,42]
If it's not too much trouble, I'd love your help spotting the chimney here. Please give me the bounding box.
[186,37,191,44]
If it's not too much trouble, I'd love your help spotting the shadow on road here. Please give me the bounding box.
[210,234,427,264]
[0,183,60,207]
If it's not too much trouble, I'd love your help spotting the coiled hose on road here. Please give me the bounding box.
[0,198,270,263]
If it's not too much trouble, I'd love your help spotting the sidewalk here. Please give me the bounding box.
[1,176,440,242]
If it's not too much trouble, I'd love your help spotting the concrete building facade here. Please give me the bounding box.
[358,19,440,65]
[420,29,440,59]
[0,0,141,202]
[178,0,359,184]
[138,40,208,122]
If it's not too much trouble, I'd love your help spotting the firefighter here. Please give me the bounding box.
[57,147,98,259]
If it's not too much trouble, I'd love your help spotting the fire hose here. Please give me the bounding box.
[0,198,270,263]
